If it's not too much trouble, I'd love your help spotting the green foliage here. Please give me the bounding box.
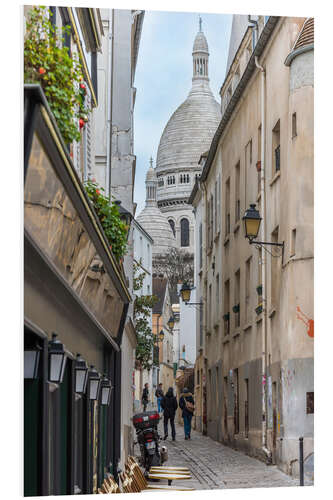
[24,6,89,144]
[133,262,158,370]
[84,179,128,261]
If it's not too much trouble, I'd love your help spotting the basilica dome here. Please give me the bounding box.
[136,159,176,256]
[156,28,221,174]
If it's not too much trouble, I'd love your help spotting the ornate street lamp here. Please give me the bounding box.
[159,330,165,342]
[180,283,204,309]
[74,354,89,394]
[24,344,41,379]
[180,283,192,303]
[242,204,262,242]
[167,315,175,331]
[100,375,113,406]
[88,366,101,401]
[48,333,67,383]
[242,204,284,259]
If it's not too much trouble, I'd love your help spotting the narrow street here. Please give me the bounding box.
[135,418,312,490]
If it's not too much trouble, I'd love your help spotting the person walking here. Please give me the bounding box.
[141,383,149,412]
[161,387,178,441]
[155,383,164,413]
[179,387,195,440]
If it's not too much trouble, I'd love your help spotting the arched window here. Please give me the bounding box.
[187,174,190,183]
[168,219,176,237]
[180,218,189,247]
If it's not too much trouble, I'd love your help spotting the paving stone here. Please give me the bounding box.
[134,419,313,491]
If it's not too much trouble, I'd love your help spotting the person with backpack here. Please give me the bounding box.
[141,383,149,412]
[179,387,195,440]
[155,383,164,413]
[161,387,178,441]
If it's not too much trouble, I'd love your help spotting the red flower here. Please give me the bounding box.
[80,82,86,90]
[96,189,100,196]
[38,67,46,74]
[79,118,85,129]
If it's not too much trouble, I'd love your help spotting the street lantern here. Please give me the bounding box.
[88,366,101,401]
[48,333,67,383]
[24,344,41,379]
[159,330,165,342]
[74,353,89,394]
[180,283,192,303]
[167,315,175,331]
[242,204,262,242]
[100,375,113,406]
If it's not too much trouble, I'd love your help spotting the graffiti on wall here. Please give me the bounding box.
[296,306,314,338]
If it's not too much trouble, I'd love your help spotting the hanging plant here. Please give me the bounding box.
[223,312,230,321]
[84,179,128,262]
[24,6,90,143]
[232,304,240,314]
[256,284,263,296]
[255,303,263,315]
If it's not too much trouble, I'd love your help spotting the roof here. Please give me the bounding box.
[284,17,314,66]
[152,277,168,314]
[294,17,314,51]
[193,31,209,53]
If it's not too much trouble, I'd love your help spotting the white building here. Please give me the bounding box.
[132,218,154,409]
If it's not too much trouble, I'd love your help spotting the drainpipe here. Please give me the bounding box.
[255,55,271,462]
[248,15,258,46]
[106,9,114,198]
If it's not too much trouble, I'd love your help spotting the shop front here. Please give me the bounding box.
[24,85,131,496]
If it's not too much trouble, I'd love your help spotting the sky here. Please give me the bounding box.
[133,9,233,214]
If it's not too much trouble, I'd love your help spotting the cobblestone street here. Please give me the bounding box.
[135,418,313,491]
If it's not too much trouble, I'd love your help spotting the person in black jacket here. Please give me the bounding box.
[141,383,149,411]
[155,383,164,413]
[179,387,195,440]
[161,387,178,441]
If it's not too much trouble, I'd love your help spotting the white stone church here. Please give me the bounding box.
[137,21,221,258]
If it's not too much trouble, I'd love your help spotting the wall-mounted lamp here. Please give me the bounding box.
[48,333,67,384]
[74,353,89,394]
[24,343,42,379]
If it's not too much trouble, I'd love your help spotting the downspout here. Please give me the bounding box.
[106,9,114,198]
[248,15,258,46]
[255,55,271,463]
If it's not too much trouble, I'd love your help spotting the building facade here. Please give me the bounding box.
[189,16,314,478]
[132,218,154,409]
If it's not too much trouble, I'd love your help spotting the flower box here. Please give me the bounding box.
[255,303,263,315]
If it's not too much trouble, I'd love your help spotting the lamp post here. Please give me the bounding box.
[74,353,89,394]
[48,333,67,384]
[242,204,284,259]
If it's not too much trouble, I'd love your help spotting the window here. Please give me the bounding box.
[168,219,176,237]
[244,378,249,438]
[271,226,280,308]
[235,162,240,222]
[234,269,240,328]
[291,228,296,256]
[257,125,262,193]
[214,181,218,235]
[209,284,212,331]
[217,173,221,233]
[158,178,164,187]
[306,392,314,414]
[234,368,239,434]
[245,257,251,322]
[225,178,230,236]
[199,223,203,269]
[224,279,230,335]
[223,376,228,433]
[180,218,189,247]
[272,119,281,173]
[216,274,220,322]
[210,194,214,247]
[292,112,297,138]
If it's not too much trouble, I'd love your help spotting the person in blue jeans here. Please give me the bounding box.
[155,383,164,413]
[179,387,195,440]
